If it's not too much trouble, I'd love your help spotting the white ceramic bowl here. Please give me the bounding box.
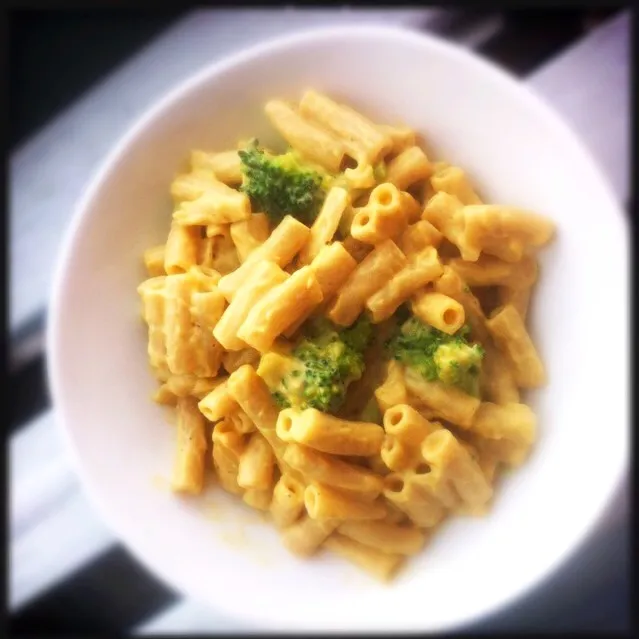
[48,25,629,633]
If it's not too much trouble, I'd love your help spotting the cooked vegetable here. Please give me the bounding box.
[259,315,373,413]
[238,139,329,225]
[386,316,484,396]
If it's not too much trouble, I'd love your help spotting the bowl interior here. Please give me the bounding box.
[49,27,629,633]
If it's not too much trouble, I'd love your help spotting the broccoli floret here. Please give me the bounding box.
[340,314,373,352]
[238,139,329,225]
[386,316,484,396]
[259,315,373,414]
[433,341,484,397]
[293,338,365,412]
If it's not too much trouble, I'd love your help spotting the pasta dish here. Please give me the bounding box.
[137,90,555,581]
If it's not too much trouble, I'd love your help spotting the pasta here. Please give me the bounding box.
[171,398,207,494]
[304,483,387,521]
[299,187,350,265]
[137,90,555,582]
[350,183,415,244]
[276,408,384,456]
[328,238,406,326]
[229,213,270,263]
[385,146,432,192]
[190,149,243,185]
[411,290,465,335]
[213,260,288,351]
[486,304,546,387]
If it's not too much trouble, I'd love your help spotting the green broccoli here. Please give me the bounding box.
[386,316,484,396]
[238,139,329,225]
[259,314,373,414]
[433,341,484,396]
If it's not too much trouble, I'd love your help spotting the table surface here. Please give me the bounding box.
[8,7,631,635]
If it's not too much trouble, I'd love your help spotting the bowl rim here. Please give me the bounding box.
[46,23,629,632]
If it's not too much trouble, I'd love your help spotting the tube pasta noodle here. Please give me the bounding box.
[283,443,384,500]
[276,408,384,456]
[213,260,288,351]
[377,123,416,154]
[411,291,465,335]
[299,89,392,164]
[190,288,226,330]
[385,146,432,191]
[212,419,245,495]
[404,366,480,428]
[265,100,345,172]
[174,179,251,226]
[380,435,419,472]
[237,432,276,490]
[138,277,167,371]
[399,220,443,256]
[304,483,387,521]
[367,246,443,322]
[144,245,166,277]
[338,520,426,555]
[486,304,546,387]
[281,514,338,557]
[217,215,310,300]
[282,242,357,337]
[198,379,238,422]
[382,473,446,528]
[449,255,538,288]
[328,239,406,326]
[421,429,493,511]
[243,487,274,511]
[227,407,256,435]
[222,348,261,374]
[463,205,555,263]
[383,404,441,446]
[164,221,199,275]
[230,213,270,263]
[351,183,412,244]
[238,266,324,352]
[171,398,207,494]
[471,402,536,448]
[430,165,482,205]
[299,187,350,265]
[270,474,306,528]
[136,90,555,582]
[324,533,404,582]
[190,149,243,185]
[153,375,220,405]
[422,192,480,261]
[374,360,408,412]
[164,273,223,377]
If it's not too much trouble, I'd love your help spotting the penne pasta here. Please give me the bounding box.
[486,304,546,387]
[299,187,350,265]
[265,99,345,172]
[276,408,384,456]
[171,398,207,494]
[238,266,324,352]
[137,89,555,583]
[217,215,310,300]
[328,238,406,326]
